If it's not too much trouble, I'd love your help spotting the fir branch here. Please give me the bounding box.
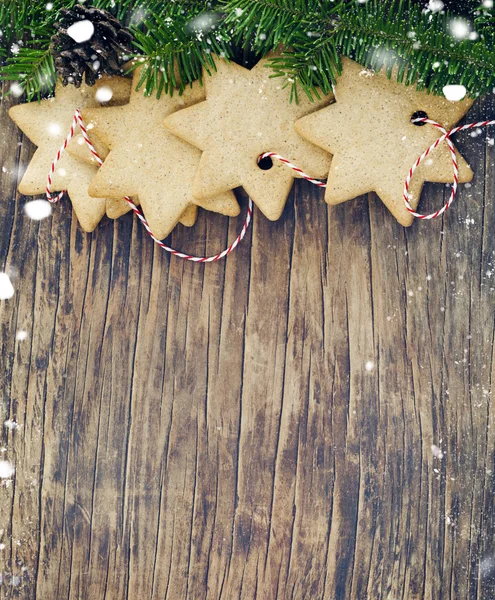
[129,2,234,97]
[1,45,55,99]
[0,0,493,101]
[226,0,495,99]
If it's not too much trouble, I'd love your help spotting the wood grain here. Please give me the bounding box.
[1,87,495,600]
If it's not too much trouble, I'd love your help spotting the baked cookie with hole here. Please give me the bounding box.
[164,55,334,221]
[295,57,473,226]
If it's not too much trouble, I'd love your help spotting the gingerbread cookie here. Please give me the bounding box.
[163,55,334,221]
[9,76,131,232]
[67,133,198,226]
[82,68,240,240]
[294,57,474,226]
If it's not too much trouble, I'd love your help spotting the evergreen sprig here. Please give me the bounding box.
[130,3,234,97]
[223,0,495,100]
[0,0,493,102]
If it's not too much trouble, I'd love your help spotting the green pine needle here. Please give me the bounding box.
[0,0,493,102]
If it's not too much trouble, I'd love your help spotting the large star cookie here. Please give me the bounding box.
[67,133,198,226]
[163,55,334,221]
[9,77,131,232]
[82,68,240,240]
[295,57,473,226]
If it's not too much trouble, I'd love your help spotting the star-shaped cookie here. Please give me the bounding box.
[82,68,240,240]
[9,77,131,231]
[67,133,198,226]
[295,57,473,226]
[163,55,334,221]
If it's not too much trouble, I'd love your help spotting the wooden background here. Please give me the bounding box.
[0,88,495,600]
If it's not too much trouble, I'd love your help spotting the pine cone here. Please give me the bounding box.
[51,5,134,87]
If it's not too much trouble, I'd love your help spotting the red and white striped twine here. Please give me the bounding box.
[47,109,253,262]
[264,117,495,222]
[403,117,495,220]
[258,151,327,188]
[47,111,495,261]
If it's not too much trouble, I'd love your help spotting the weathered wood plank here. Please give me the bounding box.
[0,90,494,600]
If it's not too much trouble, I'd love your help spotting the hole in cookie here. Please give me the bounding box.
[411,111,429,126]
[257,155,273,170]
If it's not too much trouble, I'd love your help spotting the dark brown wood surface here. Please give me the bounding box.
[0,89,494,600]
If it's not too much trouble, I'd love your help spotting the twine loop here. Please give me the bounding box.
[46,109,253,262]
[46,110,495,263]
[263,118,495,222]
[403,117,495,220]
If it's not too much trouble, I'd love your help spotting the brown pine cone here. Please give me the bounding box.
[51,4,134,87]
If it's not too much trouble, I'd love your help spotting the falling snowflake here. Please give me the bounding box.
[0,461,15,479]
[431,444,444,459]
[95,86,113,103]
[10,82,23,97]
[47,122,61,136]
[449,18,471,40]
[66,20,95,44]
[443,84,467,102]
[24,199,52,221]
[0,273,14,300]
[427,0,444,11]
[185,11,221,35]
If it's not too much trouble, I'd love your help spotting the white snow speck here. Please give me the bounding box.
[4,419,19,430]
[443,84,467,102]
[16,330,27,342]
[0,273,14,300]
[427,0,444,11]
[365,360,375,372]
[66,20,95,44]
[482,0,493,7]
[480,555,495,578]
[48,122,61,136]
[185,11,221,35]
[10,82,23,97]
[130,7,147,26]
[46,2,53,9]
[449,18,470,40]
[24,199,52,221]
[0,461,14,479]
[431,444,444,459]
[95,86,113,103]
